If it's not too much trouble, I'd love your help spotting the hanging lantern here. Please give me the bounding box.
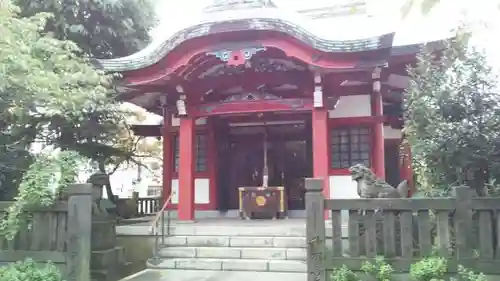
[373,80,381,93]
[176,95,187,116]
[313,73,323,108]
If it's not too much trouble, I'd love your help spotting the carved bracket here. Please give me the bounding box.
[207,47,266,66]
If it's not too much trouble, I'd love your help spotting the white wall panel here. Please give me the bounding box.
[328,95,371,118]
[170,178,210,204]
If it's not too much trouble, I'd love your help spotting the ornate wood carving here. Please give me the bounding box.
[207,47,266,66]
[198,91,312,116]
[199,57,306,79]
[222,92,280,102]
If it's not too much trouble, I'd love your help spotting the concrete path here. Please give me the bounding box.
[120,269,306,281]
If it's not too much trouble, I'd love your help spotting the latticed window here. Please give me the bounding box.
[330,127,371,169]
[173,134,208,172]
[195,134,208,172]
[147,185,162,197]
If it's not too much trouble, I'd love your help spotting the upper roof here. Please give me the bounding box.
[95,0,454,72]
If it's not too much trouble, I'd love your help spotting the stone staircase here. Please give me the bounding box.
[147,219,307,273]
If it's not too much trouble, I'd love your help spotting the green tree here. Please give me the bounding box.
[0,0,159,200]
[0,0,117,225]
[403,33,500,196]
[14,0,157,59]
[0,0,117,196]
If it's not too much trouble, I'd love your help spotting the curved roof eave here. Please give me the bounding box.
[390,39,448,56]
[94,9,396,72]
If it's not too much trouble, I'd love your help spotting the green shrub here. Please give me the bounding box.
[361,256,394,281]
[409,256,447,281]
[330,265,359,281]
[330,255,488,281]
[450,265,487,281]
[0,258,64,281]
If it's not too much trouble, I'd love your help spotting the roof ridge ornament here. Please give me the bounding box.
[204,0,277,13]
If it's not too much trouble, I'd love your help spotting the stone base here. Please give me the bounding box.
[91,246,129,281]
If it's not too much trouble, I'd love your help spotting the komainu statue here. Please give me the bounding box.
[348,164,415,255]
[349,164,408,198]
[87,172,110,215]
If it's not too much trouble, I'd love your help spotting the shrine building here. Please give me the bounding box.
[93,0,446,221]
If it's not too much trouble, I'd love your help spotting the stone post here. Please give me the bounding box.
[453,186,473,268]
[66,183,93,281]
[305,178,326,281]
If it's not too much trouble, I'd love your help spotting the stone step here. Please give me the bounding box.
[164,235,306,248]
[168,224,306,236]
[118,268,307,281]
[159,246,306,260]
[148,258,307,272]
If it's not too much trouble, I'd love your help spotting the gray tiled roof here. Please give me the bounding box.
[94,4,397,72]
[94,1,448,73]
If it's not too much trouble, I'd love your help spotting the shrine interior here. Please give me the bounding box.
[214,113,312,211]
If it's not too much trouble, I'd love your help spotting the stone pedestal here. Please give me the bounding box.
[91,215,131,281]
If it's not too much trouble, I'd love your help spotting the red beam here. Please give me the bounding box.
[185,70,312,94]
[122,33,391,86]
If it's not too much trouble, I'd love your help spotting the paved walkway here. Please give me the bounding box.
[121,269,306,281]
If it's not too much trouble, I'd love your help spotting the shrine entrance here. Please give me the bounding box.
[215,114,313,212]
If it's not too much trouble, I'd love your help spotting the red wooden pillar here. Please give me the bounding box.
[178,116,196,221]
[162,108,173,206]
[312,74,329,219]
[372,91,386,179]
[312,108,330,199]
[312,107,330,219]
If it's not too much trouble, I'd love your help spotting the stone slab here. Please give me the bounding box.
[175,258,222,270]
[163,236,187,246]
[268,260,307,273]
[272,237,306,248]
[164,236,306,248]
[148,258,305,272]
[240,248,286,260]
[159,247,197,258]
[196,247,242,259]
[229,236,273,247]
[285,248,307,260]
[159,246,306,260]
[117,218,350,238]
[222,259,268,271]
[170,225,306,236]
[118,269,307,281]
[185,236,230,247]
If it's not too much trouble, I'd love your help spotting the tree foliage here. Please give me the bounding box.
[0,150,85,240]
[0,0,108,237]
[404,33,500,196]
[0,0,116,197]
[0,0,160,200]
[14,0,157,59]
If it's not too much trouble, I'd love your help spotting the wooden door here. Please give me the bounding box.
[226,135,264,210]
